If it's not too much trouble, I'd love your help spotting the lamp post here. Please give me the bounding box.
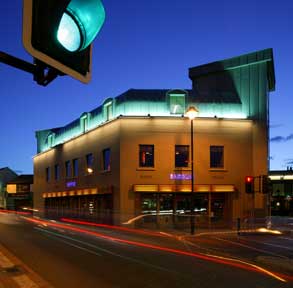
[186,106,199,235]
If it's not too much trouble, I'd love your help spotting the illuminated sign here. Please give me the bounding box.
[66,181,77,188]
[170,174,192,180]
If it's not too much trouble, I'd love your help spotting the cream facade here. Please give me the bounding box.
[33,49,275,228]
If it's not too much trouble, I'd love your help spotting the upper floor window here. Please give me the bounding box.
[86,153,94,174]
[175,145,189,167]
[103,148,111,171]
[65,160,71,178]
[46,167,50,182]
[73,158,78,177]
[80,114,88,133]
[47,133,54,148]
[104,101,113,121]
[210,146,224,168]
[139,145,154,167]
[54,164,60,181]
[168,90,187,115]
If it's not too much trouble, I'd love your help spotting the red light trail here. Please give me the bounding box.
[24,217,289,283]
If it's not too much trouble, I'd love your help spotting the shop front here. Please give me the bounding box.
[134,184,234,229]
[43,186,113,223]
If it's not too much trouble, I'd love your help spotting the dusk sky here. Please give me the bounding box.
[0,0,292,174]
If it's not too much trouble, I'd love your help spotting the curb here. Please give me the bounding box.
[0,244,53,288]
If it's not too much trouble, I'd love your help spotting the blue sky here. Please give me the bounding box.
[0,0,292,173]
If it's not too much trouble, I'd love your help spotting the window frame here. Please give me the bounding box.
[54,163,60,181]
[139,144,155,168]
[175,145,189,168]
[72,158,79,177]
[65,160,71,178]
[46,167,50,182]
[210,145,224,169]
[102,148,111,171]
[86,153,94,173]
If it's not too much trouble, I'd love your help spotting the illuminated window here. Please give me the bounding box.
[210,146,224,168]
[46,167,50,182]
[54,164,60,181]
[72,158,78,177]
[139,145,154,167]
[65,160,71,178]
[104,101,113,121]
[86,153,94,173]
[103,149,111,171]
[47,133,54,148]
[80,114,88,133]
[169,93,185,114]
[175,145,189,167]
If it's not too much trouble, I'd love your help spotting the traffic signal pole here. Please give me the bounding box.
[0,51,63,86]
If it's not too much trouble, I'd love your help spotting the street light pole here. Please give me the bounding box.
[190,117,195,235]
[186,106,199,235]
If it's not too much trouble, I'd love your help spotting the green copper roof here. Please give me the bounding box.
[35,49,275,154]
[189,48,275,91]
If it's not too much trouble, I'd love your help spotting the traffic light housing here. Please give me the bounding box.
[23,0,105,83]
[245,176,254,193]
[261,175,272,194]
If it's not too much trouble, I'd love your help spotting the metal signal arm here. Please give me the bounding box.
[0,51,63,86]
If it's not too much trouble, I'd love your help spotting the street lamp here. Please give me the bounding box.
[186,106,199,235]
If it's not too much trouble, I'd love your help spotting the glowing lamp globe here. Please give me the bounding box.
[57,0,105,52]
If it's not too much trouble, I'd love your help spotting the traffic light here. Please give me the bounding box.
[23,0,105,83]
[261,175,272,194]
[245,176,254,193]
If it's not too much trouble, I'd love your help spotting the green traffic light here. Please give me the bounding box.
[57,0,105,52]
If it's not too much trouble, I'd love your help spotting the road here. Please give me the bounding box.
[184,230,293,277]
[0,213,291,288]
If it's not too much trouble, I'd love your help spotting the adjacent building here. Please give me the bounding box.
[269,170,293,216]
[0,167,18,209]
[33,48,275,228]
[6,175,34,211]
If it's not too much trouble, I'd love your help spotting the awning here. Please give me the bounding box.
[43,185,113,198]
[133,184,236,193]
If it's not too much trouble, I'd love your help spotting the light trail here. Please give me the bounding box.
[0,209,31,216]
[24,217,289,283]
[60,217,169,238]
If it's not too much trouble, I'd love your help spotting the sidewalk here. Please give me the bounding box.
[0,244,52,288]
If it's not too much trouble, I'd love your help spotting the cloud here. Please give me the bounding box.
[270,136,285,142]
[270,134,293,143]
[269,124,283,129]
[285,159,293,165]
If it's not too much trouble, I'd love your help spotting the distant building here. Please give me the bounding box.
[6,175,34,211]
[33,49,275,227]
[0,167,18,209]
[269,170,293,216]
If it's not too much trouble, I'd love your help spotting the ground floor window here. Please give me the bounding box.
[45,194,113,224]
[137,192,229,227]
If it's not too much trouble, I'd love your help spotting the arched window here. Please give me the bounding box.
[167,89,188,115]
[103,98,113,121]
[47,133,55,148]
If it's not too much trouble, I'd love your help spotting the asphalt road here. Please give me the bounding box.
[184,231,293,276]
[0,214,291,288]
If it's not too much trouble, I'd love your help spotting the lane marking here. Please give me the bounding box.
[242,238,293,251]
[280,236,293,241]
[183,239,287,283]
[29,218,286,282]
[214,237,287,259]
[13,274,39,288]
[35,227,176,274]
[35,227,102,257]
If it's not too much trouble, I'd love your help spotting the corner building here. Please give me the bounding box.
[34,49,275,228]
